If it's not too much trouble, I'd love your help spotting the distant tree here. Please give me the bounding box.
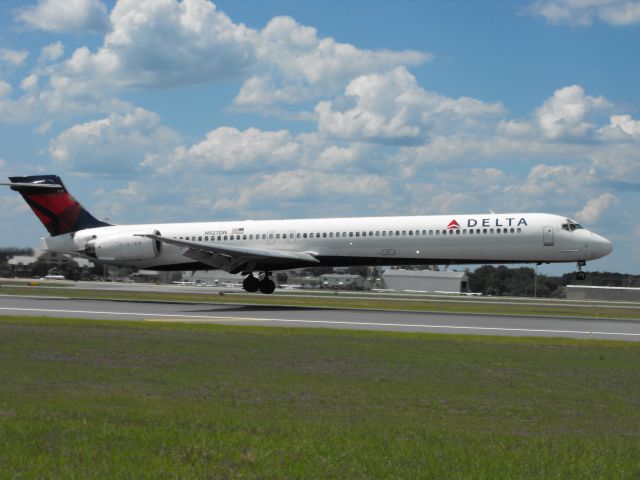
[560,271,640,287]
[0,247,34,263]
[469,265,562,297]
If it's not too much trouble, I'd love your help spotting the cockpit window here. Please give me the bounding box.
[562,219,585,232]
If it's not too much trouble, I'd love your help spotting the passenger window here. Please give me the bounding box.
[303,233,308,238]
[269,234,273,239]
[490,229,494,234]
[349,232,353,237]
[369,231,373,236]
[329,232,334,238]
[297,233,301,238]
[455,229,460,234]
[223,235,228,240]
[276,234,280,239]
[429,230,433,235]
[243,235,247,240]
[409,230,413,236]
[323,233,327,238]
[356,232,360,237]
[517,228,522,233]
[283,234,287,239]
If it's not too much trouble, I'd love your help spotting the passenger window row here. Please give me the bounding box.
[176,227,522,242]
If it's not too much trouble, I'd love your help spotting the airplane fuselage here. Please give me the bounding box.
[46,212,612,271]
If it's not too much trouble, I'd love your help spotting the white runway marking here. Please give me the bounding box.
[2,306,640,338]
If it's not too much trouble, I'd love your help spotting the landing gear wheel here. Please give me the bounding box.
[259,278,276,294]
[242,274,260,293]
[576,261,587,281]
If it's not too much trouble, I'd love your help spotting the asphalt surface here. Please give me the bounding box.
[2,294,640,341]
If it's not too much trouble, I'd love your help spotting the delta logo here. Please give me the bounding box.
[447,219,460,230]
[445,217,529,229]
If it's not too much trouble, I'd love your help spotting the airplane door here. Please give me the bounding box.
[542,226,554,246]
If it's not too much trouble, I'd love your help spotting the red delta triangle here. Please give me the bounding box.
[447,219,460,229]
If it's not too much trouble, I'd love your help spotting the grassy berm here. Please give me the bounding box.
[1,316,639,479]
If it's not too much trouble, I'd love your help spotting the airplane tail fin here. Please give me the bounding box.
[6,175,111,236]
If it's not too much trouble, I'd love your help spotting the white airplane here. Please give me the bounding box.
[3,175,612,294]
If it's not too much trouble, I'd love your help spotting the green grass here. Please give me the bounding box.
[0,316,639,478]
[3,282,640,320]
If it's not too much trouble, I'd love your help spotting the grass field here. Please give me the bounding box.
[1,316,639,478]
[3,281,640,320]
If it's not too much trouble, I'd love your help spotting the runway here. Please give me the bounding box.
[2,294,640,341]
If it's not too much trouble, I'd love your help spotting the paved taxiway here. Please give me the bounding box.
[2,294,640,341]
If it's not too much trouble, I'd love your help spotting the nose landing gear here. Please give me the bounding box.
[242,272,276,294]
[576,261,587,281]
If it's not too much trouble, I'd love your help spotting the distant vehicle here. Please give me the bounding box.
[4,175,612,295]
[42,274,65,280]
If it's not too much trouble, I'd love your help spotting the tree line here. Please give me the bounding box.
[468,265,640,297]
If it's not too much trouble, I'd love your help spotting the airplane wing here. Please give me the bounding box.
[137,233,319,273]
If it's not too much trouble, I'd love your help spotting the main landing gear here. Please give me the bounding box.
[576,261,587,281]
[242,272,276,294]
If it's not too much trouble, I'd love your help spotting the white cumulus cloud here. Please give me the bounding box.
[142,127,300,173]
[576,192,618,223]
[49,107,181,174]
[16,0,110,33]
[20,74,38,91]
[599,114,640,140]
[528,0,640,26]
[0,81,12,98]
[39,42,65,64]
[316,67,504,143]
[0,48,29,67]
[235,16,429,109]
[535,85,609,140]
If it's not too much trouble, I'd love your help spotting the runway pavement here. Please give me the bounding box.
[2,294,640,341]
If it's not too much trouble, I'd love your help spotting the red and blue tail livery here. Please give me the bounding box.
[8,175,110,236]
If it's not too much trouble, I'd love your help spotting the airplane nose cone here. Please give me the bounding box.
[593,234,613,258]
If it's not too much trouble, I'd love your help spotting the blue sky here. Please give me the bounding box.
[1,0,639,275]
